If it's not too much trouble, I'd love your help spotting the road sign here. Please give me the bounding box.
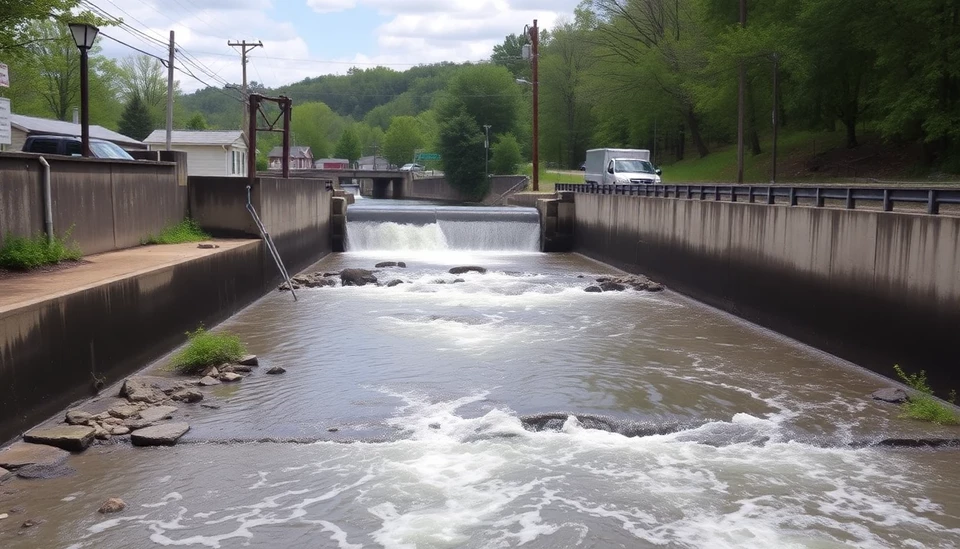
[416,153,440,161]
[0,98,11,145]
[0,62,8,87]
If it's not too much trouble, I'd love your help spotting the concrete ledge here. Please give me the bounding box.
[0,241,266,444]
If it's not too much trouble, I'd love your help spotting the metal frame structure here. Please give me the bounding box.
[246,93,293,182]
[555,183,960,216]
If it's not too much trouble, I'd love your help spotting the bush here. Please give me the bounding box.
[0,230,81,270]
[142,219,210,245]
[172,326,246,374]
[894,364,959,425]
[491,133,522,175]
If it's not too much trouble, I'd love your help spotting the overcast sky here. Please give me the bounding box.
[89,0,581,92]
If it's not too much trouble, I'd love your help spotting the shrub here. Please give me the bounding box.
[893,364,959,425]
[142,219,210,245]
[0,230,82,270]
[172,326,246,374]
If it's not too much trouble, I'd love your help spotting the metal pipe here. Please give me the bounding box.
[39,156,53,243]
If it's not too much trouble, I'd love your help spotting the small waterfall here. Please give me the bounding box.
[346,205,540,252]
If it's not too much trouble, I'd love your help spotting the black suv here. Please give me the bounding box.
[22,135,135,160]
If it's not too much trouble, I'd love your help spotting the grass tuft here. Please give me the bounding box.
[142,219,210,245]
[172,326,246,374]
[0,229,82,271]
[893,364,959,425]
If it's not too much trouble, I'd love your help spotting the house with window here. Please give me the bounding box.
[268,146,313,170]
[4,113,145,152]
[314,158,350,170]
[143,130,248,177]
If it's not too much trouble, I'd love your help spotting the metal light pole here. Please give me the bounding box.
[68,23,99,157]
[529,20,540,191]
[483,124,491,179]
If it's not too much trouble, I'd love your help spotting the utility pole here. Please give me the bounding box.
[529,20,540,192]
[228,39,263,144]
[771,52,779,184]
[166,30,174,151]
[736,0,746,184]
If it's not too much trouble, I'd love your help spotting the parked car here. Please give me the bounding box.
[399,163,424,172]
[22,135,135,160]
[579,161,586,171]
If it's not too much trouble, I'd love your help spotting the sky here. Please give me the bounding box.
[86,0,583,92]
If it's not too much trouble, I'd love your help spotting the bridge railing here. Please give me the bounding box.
[555,183,960,215]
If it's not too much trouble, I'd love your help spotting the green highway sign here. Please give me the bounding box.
[416,153,441,161]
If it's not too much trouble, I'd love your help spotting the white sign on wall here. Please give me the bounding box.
[0,97,11,145]
[0,62,8,87]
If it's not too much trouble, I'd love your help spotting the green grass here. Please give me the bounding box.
[142,219,210,245]
[519,165,584,193]
[172,326,246,374]
[0,229,82,271]
[894,364,959,425]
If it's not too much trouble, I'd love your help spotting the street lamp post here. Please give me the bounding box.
[525,20,540,191]
[483,124,491,180]
[68,23,99,157]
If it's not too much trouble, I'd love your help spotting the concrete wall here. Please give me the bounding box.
[398,176,527,202]
[189,175,333,275]
[0,242,266,444]
[0,152,187,255]
[573,194,960,390]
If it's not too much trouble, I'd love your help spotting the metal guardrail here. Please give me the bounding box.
[555,183,960,215]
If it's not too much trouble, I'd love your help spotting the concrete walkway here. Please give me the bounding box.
[0,240,259,313]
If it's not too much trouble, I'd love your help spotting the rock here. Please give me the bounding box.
[197,243,219,249]
[130,423,190,447]
[199,376,221,386]
[171,388,203,403]
[292,274,312,285]
[16,461,76,479]
[327,427,339,432]
[451,278,465,284]
[872,388,909,403]
[21,519,39,528]
[646,283,664,292]
[0,442,69,469]
[595,277,611,283]
[278,282,301,291]
[229,365,253,373]
[584,286,602,293]
[101,417,123,426]
[322,272,340,277]
[599,282,627,292]
[375,261,398,268]
[109,426,130,436]
[449,266,486,275]
[98,498,126,514]
[107,404,139,419]
[65,410,93,425]
[431,279,447,285]
[138,405,178,423]
[93,424,111,440]
[577,275,585,278]
[23,425,95,452]
[397,262,407,268]
[220,372,243,382]
[341,268,378,287]
[123,418,154,430]
[429,423,441,429]
[385,279,404,288]
[200,403,222,410]
[120,377,171,404]
[0,468,9,482]
[266,366,286,375]
[238,354,259,366]
[200,365,220,378]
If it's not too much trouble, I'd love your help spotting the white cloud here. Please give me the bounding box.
[305,0,357,14]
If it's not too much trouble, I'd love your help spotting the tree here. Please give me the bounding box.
[290,101,343,159]
[383,116,423,165]
[334,126,362,164]
[0,0,84,56]
[491,133,522,174]
[436,64,522,139]
[117,95,155,141]
[185,113,208,130]
[439,112,487,199]
[118,55,172,123]
[491,33,530,78]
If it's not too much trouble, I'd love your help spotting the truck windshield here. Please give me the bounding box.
[614,159,655,174]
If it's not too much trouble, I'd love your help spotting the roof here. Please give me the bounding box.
[143,130,245,147]
[268,146,312,158]
[11,114,143,147]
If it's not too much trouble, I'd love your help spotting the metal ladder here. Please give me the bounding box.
[246,185,297,301]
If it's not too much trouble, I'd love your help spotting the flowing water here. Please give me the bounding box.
[2,200,959,548]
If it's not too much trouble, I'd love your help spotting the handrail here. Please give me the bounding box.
[488,176,530,206]
[555,183,960,215]
[246,185,297,301]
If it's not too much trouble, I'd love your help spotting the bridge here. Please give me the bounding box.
[266,168,412,198]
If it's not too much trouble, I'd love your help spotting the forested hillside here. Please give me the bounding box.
[4,0,959,181]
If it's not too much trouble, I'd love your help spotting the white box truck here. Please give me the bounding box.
[584,148,661,185]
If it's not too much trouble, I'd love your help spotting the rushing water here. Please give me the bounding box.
[2,200,959,548]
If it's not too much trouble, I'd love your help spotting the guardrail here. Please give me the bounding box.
[555,183,960,215]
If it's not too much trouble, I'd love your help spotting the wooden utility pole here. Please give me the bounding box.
[771,53,779,184]
[165,30,174,151]
[228,40,263,144]
[530,20,540,192]
[737,0,746,184]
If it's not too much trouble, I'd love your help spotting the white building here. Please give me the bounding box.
[143,130,248,177]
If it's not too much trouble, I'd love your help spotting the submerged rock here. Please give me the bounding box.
[584,286,602,293]
[375,261,399,268]
[130,423,190,447]
[98,498,126,514]
[238,355,259,366]
[0,442,69,469]
[385,279,404,288]
[872,388,909,403]
[220,372,244,382]
[23,425,95,452]
[198,376,220,386]
[449,266,487,275]
[599,282,627,292]
[341,268,378,287]
[16,461,76,480]
[138,405,177,423]
[266,366,286,375]
[171,388,203,403]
